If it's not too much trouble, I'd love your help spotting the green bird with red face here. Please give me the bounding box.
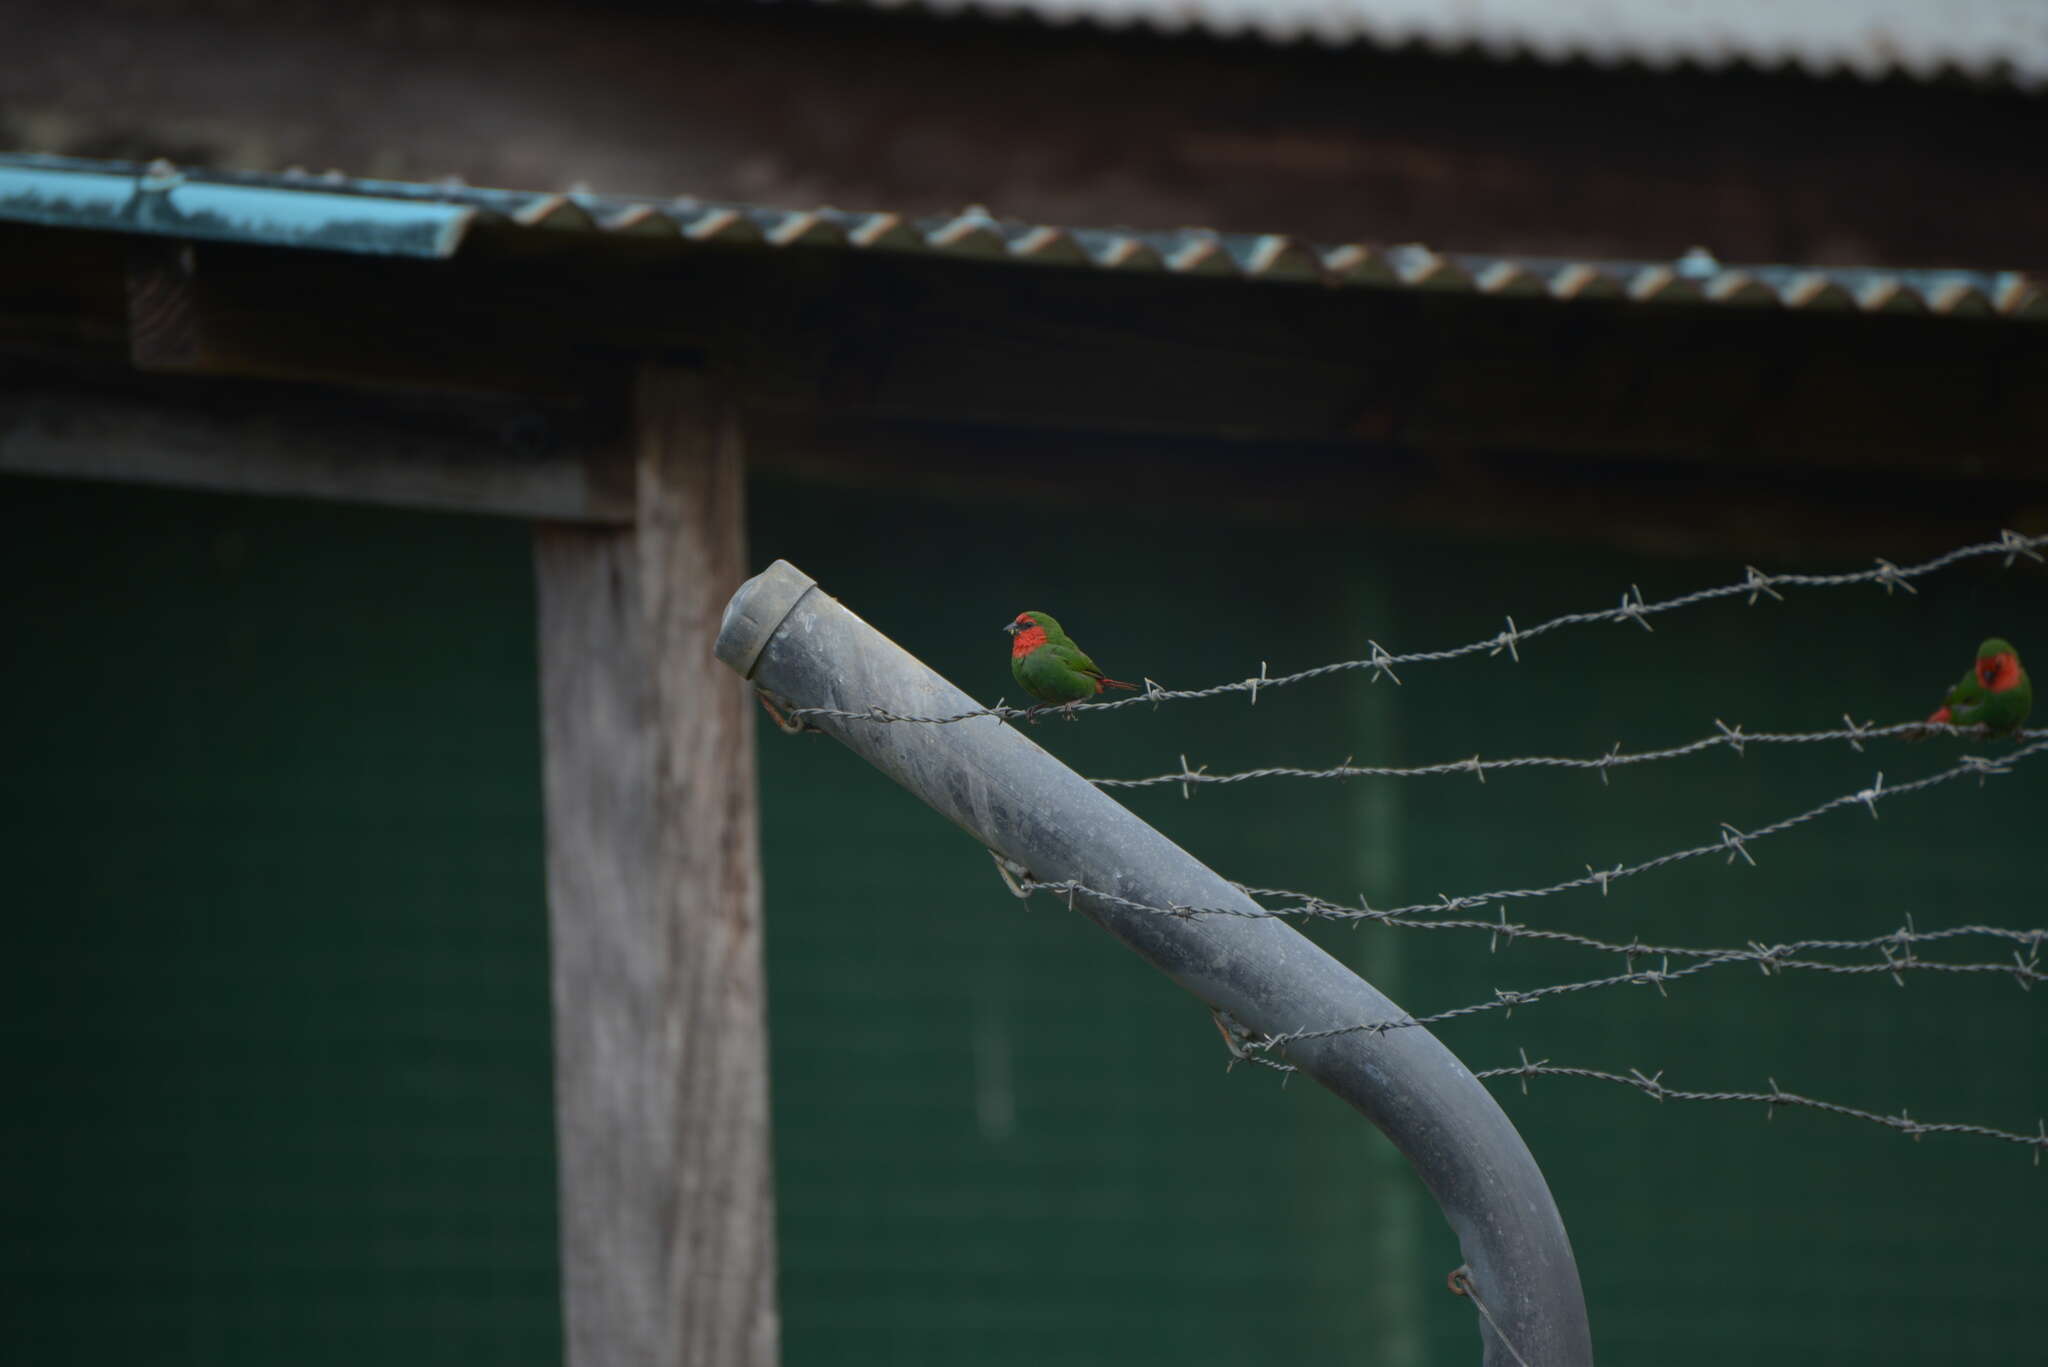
[1006,611,1137,719]
[1925,637,2031,737]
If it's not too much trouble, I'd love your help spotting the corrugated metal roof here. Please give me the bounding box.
[825,0,2048,88]
[1,154,2040,321]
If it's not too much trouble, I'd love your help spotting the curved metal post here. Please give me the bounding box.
[717,559,1594,1366]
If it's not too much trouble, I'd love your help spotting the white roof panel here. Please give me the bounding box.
[836,0,2048,87]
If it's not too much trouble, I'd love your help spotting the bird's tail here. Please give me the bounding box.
[1096,677,1139,691]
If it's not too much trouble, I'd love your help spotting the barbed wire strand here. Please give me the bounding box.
[1011,831,2047,1059]
[1095,721,2041,791]
[1237,930,2043,1057]
[781,530,2047,726]
[1019,739,2048,927]
[1189,961,2047,1153]
[1474,1054,2048,1160]
[1307,907,2048,965]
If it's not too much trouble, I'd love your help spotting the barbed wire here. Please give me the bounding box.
[1018,738,2048,925]
[1474,1053,2048,1159]
[779,529,2046,726]
[1309,906,2048,963]
[1232,925,2043,1058]
[1094,720,2041,791]
[1015,735,2048,1067]
[1197,948,2045,1153]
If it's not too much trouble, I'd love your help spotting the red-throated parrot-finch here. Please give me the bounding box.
[1925,637,2032,737]
[1006,611,1137,719]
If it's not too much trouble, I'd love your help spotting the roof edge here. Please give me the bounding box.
[0,154,2039,322]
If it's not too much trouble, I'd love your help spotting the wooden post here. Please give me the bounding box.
[533,364,778,1367]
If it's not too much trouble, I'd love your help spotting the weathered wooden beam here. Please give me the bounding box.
[803,257,2048,476]
[750,414,2048,561]
[94,234,2048,475]
[0,375,633,522]
[534,365,778,1367]
[120,236,633,399]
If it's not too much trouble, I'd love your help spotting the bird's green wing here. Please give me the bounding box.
[1046,641,1104,677]
[1016,643,1098,704]
[1945,669,1987,710]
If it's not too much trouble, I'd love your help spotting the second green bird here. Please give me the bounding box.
[1925,637,2032,736]
[1006,611,1138,719]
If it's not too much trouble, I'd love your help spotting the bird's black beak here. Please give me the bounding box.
[1003,620,1020,636]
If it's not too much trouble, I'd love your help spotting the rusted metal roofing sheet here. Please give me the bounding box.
[828,0,2048,87]
[1,154,2040,321]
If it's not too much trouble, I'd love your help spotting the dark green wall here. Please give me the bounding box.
[751,476,2046,1366]
[6,467,2040,1366]
[1,476,561,1364]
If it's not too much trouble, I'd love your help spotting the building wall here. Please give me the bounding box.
[0,476,562,1365]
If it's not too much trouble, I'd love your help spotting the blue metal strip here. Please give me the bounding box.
[0,162,476,258]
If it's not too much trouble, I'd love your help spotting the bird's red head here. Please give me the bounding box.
[1005,611,1049,659]
[1978,649,2022,692]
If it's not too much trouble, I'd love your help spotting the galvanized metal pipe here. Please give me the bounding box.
[716,560,1593,1366]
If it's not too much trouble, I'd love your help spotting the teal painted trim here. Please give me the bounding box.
[0,160,475,258]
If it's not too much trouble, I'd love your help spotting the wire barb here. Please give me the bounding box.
[1883,914,1921,986]
[2000,528,2045,568]
[1872,558,1918,595]
[1596,741,1623,785]
[1490,616,1522,661]
[1617,583,1655,631]
[1960,753,2012,786]
[1743,565,1784,605]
